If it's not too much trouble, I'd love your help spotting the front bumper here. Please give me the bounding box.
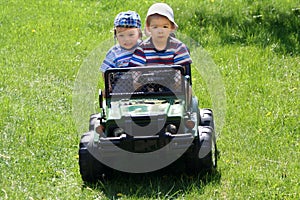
[98,133,194,154]
[87,132,195,173]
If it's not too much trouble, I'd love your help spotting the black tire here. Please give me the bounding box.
[186,147,213,174]
[197,149,213,171]
[199,109,218,169]
[186,126,216,174]
[78,132,107,183]
[199,109,215,129]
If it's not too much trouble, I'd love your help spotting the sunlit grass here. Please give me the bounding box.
[0,0,299,199]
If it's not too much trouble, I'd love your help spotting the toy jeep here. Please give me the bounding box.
[79,65,217,183]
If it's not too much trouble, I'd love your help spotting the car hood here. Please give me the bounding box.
[108,99,184,119]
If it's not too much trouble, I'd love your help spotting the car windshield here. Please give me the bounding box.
[105,66,185,97]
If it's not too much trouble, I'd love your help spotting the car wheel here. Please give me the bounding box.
[78,132,107,183]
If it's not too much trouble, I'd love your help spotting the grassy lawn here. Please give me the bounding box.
[0,0,299,199]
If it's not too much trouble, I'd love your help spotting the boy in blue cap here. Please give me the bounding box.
[100,11,142,72]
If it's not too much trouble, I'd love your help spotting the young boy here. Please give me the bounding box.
[100,11,142,72]
[129,3,192,98]
[129,3,192,72]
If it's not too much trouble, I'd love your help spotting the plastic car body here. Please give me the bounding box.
[78,65,217,183]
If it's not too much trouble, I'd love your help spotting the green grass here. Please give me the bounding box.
[1,0,299,199]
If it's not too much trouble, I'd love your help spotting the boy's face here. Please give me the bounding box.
[116,27,140,50]
[147,15,175,48]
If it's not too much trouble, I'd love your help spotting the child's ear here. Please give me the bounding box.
[170,27,176,35]
[171,24,176,31]
[144,27,151,37]
[139,29,143,38]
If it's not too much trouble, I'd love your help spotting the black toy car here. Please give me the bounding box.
[79,65,217,183]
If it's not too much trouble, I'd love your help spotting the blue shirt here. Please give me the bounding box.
[100,42,140,72]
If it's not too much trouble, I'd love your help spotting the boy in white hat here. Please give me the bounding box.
[100,11,142,72]
[129,3,192,74]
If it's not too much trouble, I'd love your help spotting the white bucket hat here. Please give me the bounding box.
[146,3,178,30]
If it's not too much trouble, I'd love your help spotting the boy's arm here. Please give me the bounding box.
[174,44,192,67]
[100,50,116,72]
[174,43,193,84]
[100,49,116,98]
[128,46,147,67]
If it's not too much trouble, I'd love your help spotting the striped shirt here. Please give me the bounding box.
[129,37,192,67]
[100,43,139,72]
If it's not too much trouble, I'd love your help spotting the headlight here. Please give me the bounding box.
[185,119,195,129]
[165,124,177,134]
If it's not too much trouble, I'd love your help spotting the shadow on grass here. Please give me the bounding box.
[82,166,221,199]
[188,4,300,55]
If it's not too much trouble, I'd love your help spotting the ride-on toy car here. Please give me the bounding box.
[78,65,217,183]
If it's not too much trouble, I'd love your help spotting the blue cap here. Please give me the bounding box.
[114,11,141,28]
